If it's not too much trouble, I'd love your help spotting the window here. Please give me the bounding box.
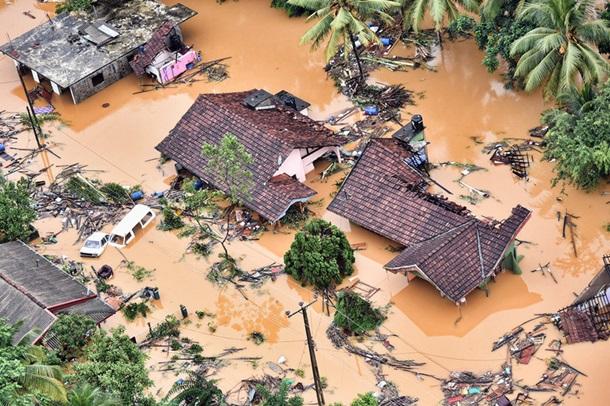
[91,72,104,86]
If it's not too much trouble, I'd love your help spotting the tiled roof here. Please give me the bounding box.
[130,21,175,75]
[559,308,600,344]
[156,90,343,222]
[328,138,531,302]
[0,241,115,343]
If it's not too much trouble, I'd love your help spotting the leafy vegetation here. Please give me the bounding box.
[289,0,400,80]
[158,202,185,231]
[284,219,355,290]
[65,176,104,203]
[66,384,119,406]
[334,291,386,335]
[56,0,92,13]
[257,379,304,406]
[510,0,610,97]
[122,302,151,320]
[0,319,66,405]
[0,176,36,243]
[148,315,181,340]
[271,0,309,16]
[125,260,155,281]
[351,392,378,406]
[73,327,153,404]
[446,15,476,39]
[48,314,95,361]
[167,372,224,405]
[99,182,131,204]
[541,81,610,189]
[402,0,479,32]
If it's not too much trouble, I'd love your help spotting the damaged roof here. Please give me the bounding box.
[156,90,345,222]
[0,0,196,88]
[0,241,115,344]
[328,138,531,302]
[130,20,176,76]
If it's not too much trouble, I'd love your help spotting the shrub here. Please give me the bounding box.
[48,314,95,360]
[334,291,385,335]
[284,219,355,290]
[0,176,36,243]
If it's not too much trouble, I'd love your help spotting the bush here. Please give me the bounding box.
[56,0,92,13]
[447,15,476,39]
[284,219,355,290]
[48,314,95,360]
[148,315,181,340]
[334,291,385,335]
[122,302,151,320]
[99,182,130,204]
[351,393,378,406]
[0,176,36,243]
[542,83,610,189]
[158,205,185,230]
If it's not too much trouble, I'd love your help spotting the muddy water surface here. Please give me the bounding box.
[2,0,610,404]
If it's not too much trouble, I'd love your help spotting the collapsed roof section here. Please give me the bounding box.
[328,138,531,303]
[0,241,115,344]
[156,90,346,222]
[0,0,196,88]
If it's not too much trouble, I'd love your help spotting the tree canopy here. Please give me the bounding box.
[167,372,223,405]
[334,291,386,335]
[284,219,355,290]
[73,327,152,404]
[542,81,610,189]
[510,0,610,97]
[257,379,304,406]
[48,314,96,361]
[0,176,36,243]
[403,0,480,32]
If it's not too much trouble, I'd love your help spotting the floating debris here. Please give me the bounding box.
[442,363,513,405]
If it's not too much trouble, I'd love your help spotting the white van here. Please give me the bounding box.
[109,204,156,247]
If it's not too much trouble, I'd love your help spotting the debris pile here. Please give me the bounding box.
[0,111,25,140]
[531,358,584,396]
[442,364,513,405]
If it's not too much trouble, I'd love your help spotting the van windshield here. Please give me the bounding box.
[84,240,100,248]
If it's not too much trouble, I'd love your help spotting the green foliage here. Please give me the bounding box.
[148,315,181,340]
[56,0,92,13]
[187,343,203,354]
[600,2,610,54]
[509,0,610,97]
[158,204,185,231]
[73,327,152,404]
[271,0,309,16]
[66,383,119,406]
[334,291,385,335]
[351,392,378,406]
[99,183,130,204]
[0,319,67,404]
[257,379,303,406]
[474,0,534,83]
[541,82,610,189]
[289,0,399,79]
[125,260,155,281]
[284,219,355,290]
[403,0,480,32]
[65,176,103,203]
[0,176,36,243]
[167,372,223,405]
[48,314,95,360]
[202,132,254,205]
[446,15,476,39]
[122,302,151,320]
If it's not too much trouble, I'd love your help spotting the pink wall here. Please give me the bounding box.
[159,50,199,84]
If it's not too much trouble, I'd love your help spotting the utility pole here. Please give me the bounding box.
[16,65,42,148]
[287,300,325,406]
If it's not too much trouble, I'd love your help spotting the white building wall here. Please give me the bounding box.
[273,146,341,182]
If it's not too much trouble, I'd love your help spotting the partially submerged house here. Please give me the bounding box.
[328,136,531,304]
[557,255,610,344]
[156,89,345,223]
[0,0,196,103]
[0,241,115,345]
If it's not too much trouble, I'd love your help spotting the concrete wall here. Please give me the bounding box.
[69,54,134,103]
[274,146,341,182]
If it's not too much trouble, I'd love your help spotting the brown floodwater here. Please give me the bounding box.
[2,0,609,404]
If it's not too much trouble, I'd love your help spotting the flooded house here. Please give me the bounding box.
[557,255,610,343]
[156,89,345,223]
[328,135,531,304]
[0,0,196,103]
[0,241,115,346]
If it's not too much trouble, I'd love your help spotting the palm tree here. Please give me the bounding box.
[479,0,524,20]
[402,0,480,33]
[17,344,67,403]
[289,0,401,81]
[167,372,224,405]
[510,0,610,97]
[66,384,119,406]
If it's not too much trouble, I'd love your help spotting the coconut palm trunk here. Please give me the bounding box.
[348,30,365,81]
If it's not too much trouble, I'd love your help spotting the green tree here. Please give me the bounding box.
[66,384,119,406]
[0,319,67,405]
[541,81,610,189]
[48,314,96,361]
[351,392,378,406]
[167,372,223,405]
[284,219,355,290]
[402,0,479,34]
[510,0,610,97]
[202,132,254,257]
[73,327,152,404]
[289,0,400,81]
[257,379,304,406]
[334,291,385,335]
[0,176,36,243]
